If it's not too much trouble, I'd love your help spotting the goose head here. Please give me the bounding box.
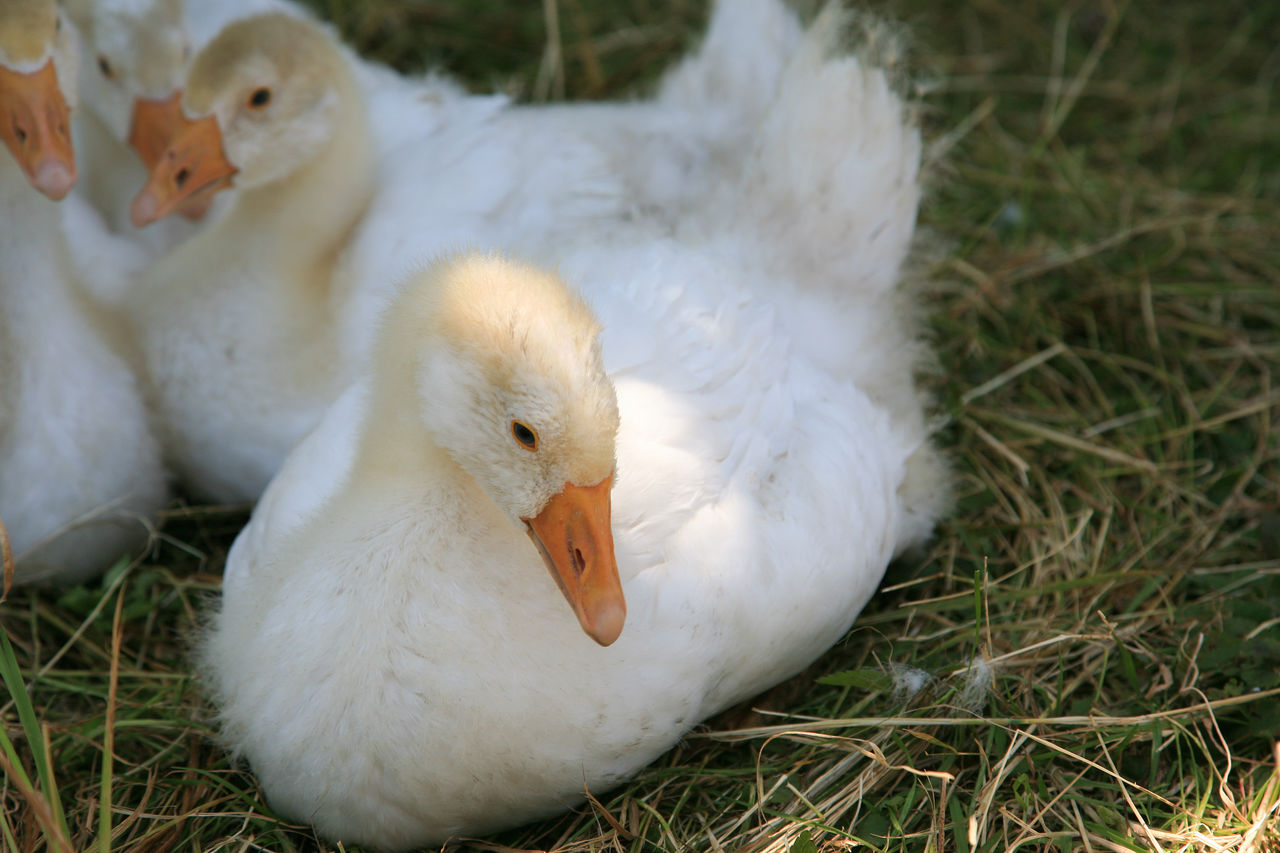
[64,0,191,173]
[130,13,354,227]
[381,253,626,646]
[0,0,76,199]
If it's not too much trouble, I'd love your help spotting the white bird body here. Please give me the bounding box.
[124,13,376,503]
[126,195,354,503]
[333,95,638,366]
[0,0,167,583]
[206,248,905,848]
[0,167,167,583]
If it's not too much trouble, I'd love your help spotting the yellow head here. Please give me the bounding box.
[379,253,625,646]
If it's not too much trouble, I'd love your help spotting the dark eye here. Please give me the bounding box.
[247,87,272,109]
[511,421,538,452]
[97,55,114,79]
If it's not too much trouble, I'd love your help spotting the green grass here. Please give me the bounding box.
[3,0,1279,850]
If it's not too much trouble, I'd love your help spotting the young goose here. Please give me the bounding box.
[0,0,76,199]
[202,248,913,850]
[0,0,167,584]
[124,13,374,503]
[53,0,215,307]
[61,0,198,231]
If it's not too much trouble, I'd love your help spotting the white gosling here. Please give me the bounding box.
[201,244,932,849]
[0,0,167,584]
[124,13,375,503]
[61,0,198,231]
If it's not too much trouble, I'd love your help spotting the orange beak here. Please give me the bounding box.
[128,92,216,222]
[130,109,237,227]
[0,59,76,200]
[128,91,182,170]
[523,475,626,646]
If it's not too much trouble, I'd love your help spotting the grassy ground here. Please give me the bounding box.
[3,0,1278,851]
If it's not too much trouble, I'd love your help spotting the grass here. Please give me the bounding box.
[3,0,1278,850]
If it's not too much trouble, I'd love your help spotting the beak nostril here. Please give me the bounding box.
[14,126,26,145]
[572,548,586,576]
[175,167,190,188]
